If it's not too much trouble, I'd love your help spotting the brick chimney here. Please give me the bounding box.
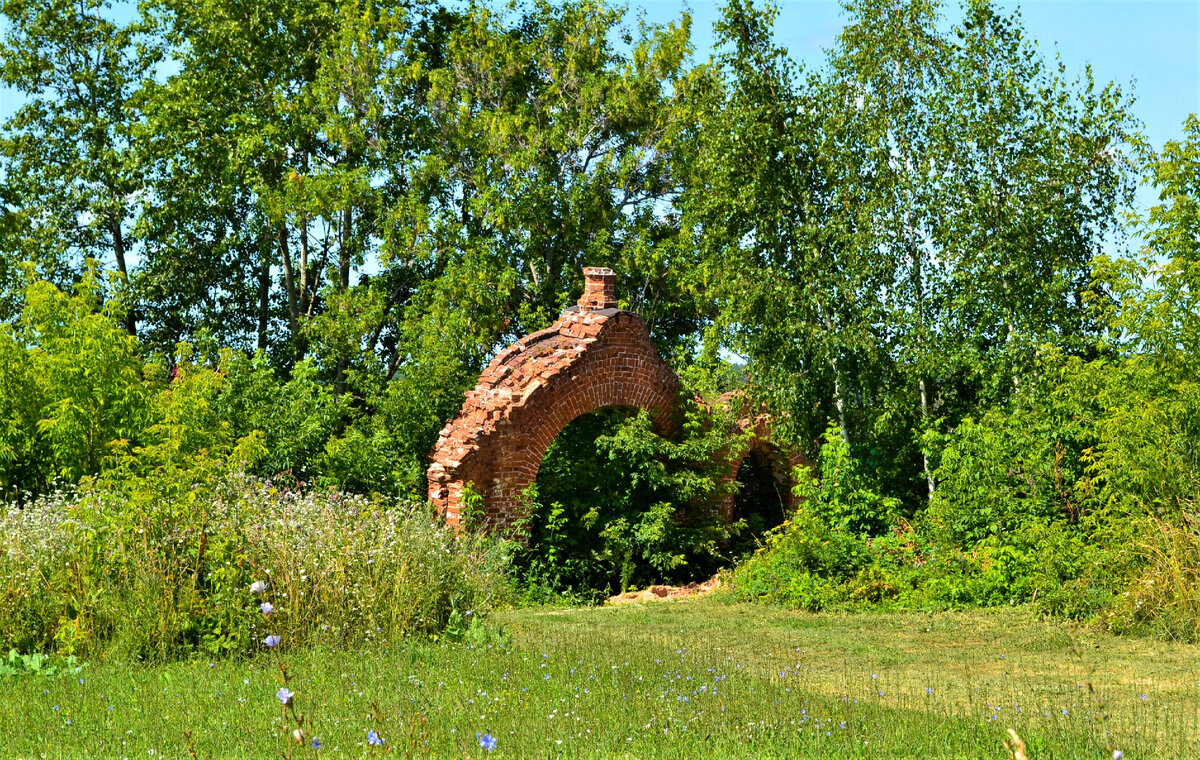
[578,267,617,310]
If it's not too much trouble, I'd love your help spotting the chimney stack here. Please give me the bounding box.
[578,267,617,310]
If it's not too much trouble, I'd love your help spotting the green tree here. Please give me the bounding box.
[0,265,151,496]
[674,0,858,452]
[939,0,1136,393]
[0,0,160,333]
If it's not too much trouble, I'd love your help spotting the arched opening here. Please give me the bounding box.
[521,406,639,597]
[729,444,789,556]
[427,270,681,533]
[516,400,734,599]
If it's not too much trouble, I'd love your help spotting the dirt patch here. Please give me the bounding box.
[607,574,721,604]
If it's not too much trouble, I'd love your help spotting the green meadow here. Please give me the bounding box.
[4,600,1196,759]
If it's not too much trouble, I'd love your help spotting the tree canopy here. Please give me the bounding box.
[2,0,1198,633]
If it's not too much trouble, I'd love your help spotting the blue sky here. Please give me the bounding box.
[1,0,1196,190]
[635,0,1198,155]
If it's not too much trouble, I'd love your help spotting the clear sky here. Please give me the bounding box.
[1,0,1197,193]
[635,0,1198,154]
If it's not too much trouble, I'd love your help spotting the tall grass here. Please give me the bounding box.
[0,474,510,661]
[1102,494,1200,641]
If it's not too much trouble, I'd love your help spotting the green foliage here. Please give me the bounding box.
[0,267,151,498]
[0,648,86,679]
[796,423,901,537]
[0,0,1198,645]
[0,470,511,661]
[731,506,864,611]
[518,397,742,599]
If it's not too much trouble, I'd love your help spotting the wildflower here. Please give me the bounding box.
[367,730,384,746]
[478,732,497,751]
[261,602,275,615]
[263,635,281,648]
[276,687,294,705]
[250,581,266,594]
[292,729,305,744]
[1113,751,1123,760]
[312,738,323,750]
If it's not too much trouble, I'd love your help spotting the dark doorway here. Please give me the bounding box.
[730,446,788,555]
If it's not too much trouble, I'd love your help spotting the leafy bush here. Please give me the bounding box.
[0,268,152,499]
[730,506,864,610]
[516,396,744,600]
[0,468,511,661]
[732,424,901,610]
[795,423,901,537]
[924,407,1082,545]
[0,648,86,679]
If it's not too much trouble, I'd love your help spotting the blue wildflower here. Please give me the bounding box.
[263,635,281,648]
[312,737,323,750]
[261,602,275,615]
[367,730,383,746]
[250,581,266,594]
[276,687,294,705]
[478,733,497,751]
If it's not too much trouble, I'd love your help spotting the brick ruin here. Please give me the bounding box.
[717,398,806,524]
[427,267,798,533]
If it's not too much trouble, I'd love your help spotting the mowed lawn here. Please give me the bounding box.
[3,599,1198,759]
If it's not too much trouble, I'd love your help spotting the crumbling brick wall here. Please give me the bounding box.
[427,268,680,532]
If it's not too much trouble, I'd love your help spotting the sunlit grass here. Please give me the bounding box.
[3,599,1198,758]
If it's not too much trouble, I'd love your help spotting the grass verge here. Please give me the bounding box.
[2,599,1197,758]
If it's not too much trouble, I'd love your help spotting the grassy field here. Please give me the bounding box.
[3,598,1198,759]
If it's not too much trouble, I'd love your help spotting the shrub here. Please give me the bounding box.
[516,396,744,599]
[731,506,866,610]
[0,470,511,661]
[795,423,901,537]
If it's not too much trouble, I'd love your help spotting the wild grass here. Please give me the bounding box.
[0,475,510,660]
[2,600,1196,758]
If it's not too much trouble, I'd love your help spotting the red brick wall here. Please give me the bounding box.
[427,268,805,536]
[717,406,808,523]
[427,296,679,533]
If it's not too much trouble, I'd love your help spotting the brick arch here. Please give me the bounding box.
[717,396,807,524]
[428,268,680,532]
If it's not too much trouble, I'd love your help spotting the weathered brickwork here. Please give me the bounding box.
[428,267,801,534]
[716,395,807,523]
[428,268,680,532]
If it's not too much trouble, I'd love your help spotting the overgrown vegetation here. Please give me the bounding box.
[517,398,745,601]
[0,0,1198,659]
[1,468,509,661]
